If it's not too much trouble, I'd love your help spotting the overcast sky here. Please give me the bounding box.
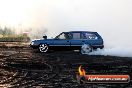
[0,0,132,47]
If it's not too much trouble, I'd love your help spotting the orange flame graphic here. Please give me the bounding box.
[78,65,86,76]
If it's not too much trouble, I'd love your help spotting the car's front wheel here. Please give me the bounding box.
[81,44,93,54]
[39,44,49,53]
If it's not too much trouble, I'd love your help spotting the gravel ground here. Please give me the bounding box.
[0,46,132,88]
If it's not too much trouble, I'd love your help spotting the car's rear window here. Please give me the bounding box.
[85,33,98,39]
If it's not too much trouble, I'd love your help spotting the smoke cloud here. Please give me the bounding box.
[0,0,132,57]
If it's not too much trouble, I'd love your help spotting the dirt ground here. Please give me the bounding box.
[0,44,132,88]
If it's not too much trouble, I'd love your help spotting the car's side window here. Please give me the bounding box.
[85,33,98,39]
[66,33,72,39]
[72,33,81,39]
[57,33,66,39]
[57,33,71,39]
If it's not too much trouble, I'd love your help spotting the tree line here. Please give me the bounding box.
[0,27,30,42]
[0,27,15,37]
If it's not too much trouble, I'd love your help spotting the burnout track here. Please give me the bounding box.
[0,46,132,88]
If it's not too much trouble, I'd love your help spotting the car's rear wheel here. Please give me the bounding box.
[39,44,49,53]
[81,44,93,54]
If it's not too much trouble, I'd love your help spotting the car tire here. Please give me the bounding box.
[81,44,93,54]
[39,44,49,53]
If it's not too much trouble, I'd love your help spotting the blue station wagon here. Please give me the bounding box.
[30,31,104,54]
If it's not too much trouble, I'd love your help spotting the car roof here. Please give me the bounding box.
[64,31,96,33]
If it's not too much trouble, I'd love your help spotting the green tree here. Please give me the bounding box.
[0,27,3,35]
[2,27,14,36]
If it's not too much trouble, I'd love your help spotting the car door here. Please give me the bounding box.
[53,32,70,50]
[70,32,84,49]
